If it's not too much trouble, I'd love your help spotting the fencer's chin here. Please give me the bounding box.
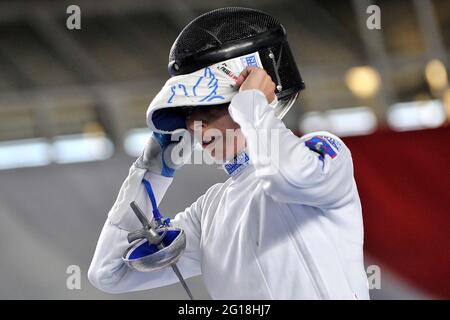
[205,149,234,164]
[199,135,246,164]
[222,153,237,163]
[222,146,246,163]
[207,151,228,163]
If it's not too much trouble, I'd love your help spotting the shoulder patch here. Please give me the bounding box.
[305,136,337,160]
[321,135,342,152]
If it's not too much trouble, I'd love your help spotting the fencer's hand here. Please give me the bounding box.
[236,66,276,103]
[134,128,193,177]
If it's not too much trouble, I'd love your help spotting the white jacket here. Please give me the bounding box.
[88,90,370,299]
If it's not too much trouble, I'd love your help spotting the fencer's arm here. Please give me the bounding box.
[87,165,202,294]
[228,90,355,208]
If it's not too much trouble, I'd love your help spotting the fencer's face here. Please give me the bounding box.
[186,104,246,162]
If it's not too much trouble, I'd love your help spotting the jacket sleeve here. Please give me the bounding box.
[87,165,203,294]
[228,90,355,209]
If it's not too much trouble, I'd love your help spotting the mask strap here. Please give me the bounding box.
[268,48,283,92]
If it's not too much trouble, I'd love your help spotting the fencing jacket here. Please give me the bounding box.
[88,90,370,299]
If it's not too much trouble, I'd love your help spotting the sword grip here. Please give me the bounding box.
[130,201,151,228]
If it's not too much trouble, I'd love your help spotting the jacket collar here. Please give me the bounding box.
[223,151,251,178]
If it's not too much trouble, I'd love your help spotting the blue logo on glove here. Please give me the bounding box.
[153,132,176,177]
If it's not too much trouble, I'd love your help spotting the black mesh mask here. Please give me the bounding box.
[167,7,305,118]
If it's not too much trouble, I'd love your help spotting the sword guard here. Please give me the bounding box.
[122,201,187,272]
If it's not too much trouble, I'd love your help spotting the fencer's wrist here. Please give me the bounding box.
[229,90,269,126]
[133,155,167,177]
[143,170,173,187]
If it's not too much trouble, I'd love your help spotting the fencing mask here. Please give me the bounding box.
[147,7,305,133]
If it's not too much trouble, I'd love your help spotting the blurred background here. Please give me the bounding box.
[0,0,449,299]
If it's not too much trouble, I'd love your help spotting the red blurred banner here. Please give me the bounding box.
[343,127,450,299]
